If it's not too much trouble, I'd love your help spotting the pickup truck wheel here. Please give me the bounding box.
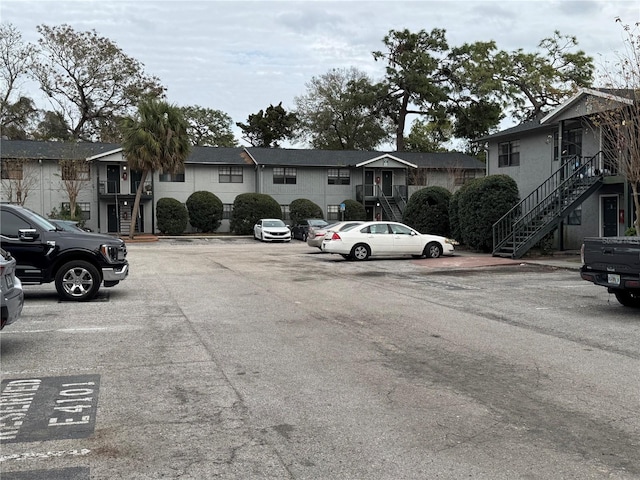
[55,260,100,301]
[614,291,640,308]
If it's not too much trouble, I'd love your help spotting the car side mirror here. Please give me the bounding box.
[18,228,39,241]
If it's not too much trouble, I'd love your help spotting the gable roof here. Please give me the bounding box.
[478,87,637,142]
[540,87,635,124]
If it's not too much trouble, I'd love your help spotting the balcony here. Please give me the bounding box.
[99,181,153,198]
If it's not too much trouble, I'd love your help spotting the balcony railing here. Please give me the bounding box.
[99,181,153,196]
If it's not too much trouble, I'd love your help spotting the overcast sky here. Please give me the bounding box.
[2,0,639,146]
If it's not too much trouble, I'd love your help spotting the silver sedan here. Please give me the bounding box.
[307,221,364,249]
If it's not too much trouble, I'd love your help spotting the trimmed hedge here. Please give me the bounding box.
[455,175,519,252]
[230,193,282,234]
[186,191,223,232]
[341,199,367,221]
[157,197,188,235]
[289,198,324,225]
[402,186,451,237]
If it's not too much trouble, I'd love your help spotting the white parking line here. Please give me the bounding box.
[0,449,91,463]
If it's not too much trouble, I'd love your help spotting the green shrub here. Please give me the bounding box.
[402,186,451,237]
[457,175,519,252]
[341,199,367,221]
[48,205,87,229]
[186,191,223,232]
[230,193,281,234]
[625,227,637,236]
[449,188,463,243]
[289,198,324,225]
[156,197,188,235]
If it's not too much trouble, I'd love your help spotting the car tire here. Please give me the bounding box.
[351,243,370,261]
[424,242,443,258]
[614,291,640,307]
[55,260,101,302]
[302,232,308,242]
[260,232,264,241]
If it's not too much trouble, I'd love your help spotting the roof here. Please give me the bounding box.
[0,139,120,160]
[0,140,485,170]
[478,87,637,142]
[246,147,484,170]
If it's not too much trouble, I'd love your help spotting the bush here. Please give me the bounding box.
[289,198,324,225]
[230,193,281,234]
[48,205,87,229]
[625,227,637,236]
[341,199,367,221]
[156,197,188,235]
[402,186,451,237]
[186,191,223,232]
[456,175,519,252]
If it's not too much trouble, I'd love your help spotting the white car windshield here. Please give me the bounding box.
[264,220,286,227]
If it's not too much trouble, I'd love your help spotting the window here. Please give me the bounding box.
[60,160,90,180]
[62,202,91,220]
[498,140,520,167]
[273,167,296,184]
[219,167,243,183]
[328,168,350,185]
[408,168,428,186]
[554,128,583,162]
[327,205,340,221]
[567,205,582,225]
[455,170,476,186]
[223,204,233,220]
[0,210,31,238]
[1,160,23,180]
[159,170,185,182]
[281,205,290,221]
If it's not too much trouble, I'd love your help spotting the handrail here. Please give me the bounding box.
[493,151,608,255]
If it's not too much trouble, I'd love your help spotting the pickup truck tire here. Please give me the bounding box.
[55,260,101,302]
[614,291,640,308]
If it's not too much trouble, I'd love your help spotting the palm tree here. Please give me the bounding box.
[120,99,191,239]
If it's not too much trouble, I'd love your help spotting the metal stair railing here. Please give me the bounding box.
[378,187,402,222]
[493,152,606,258]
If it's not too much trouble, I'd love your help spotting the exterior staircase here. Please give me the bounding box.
[493,153,606,259]
[379,186,407,222]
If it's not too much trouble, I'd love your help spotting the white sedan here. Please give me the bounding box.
[321,221,456,260]
[253,219,291,242]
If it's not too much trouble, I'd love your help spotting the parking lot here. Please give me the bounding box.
[2,238,639,479]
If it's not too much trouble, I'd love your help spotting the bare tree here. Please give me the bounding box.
[57,158,91,219]
[1,158,39,205]
[591,19,640,234]
[0,23,39,138]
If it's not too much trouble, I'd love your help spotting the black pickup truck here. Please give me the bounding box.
[580,236,640,307]
[0,203,129,301]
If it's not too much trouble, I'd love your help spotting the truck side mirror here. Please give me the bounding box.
[18,228,39,241]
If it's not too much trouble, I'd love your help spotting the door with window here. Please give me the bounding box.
[602,196,618,237]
